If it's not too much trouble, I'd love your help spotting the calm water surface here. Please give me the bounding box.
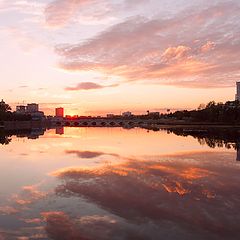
[0,127,239,240]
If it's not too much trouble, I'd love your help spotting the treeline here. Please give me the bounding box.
[0,101,31,122]
[166,101,240,123]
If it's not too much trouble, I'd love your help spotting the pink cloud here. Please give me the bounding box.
[45,0,94,27]
[45,0,120,28]
[45,0,149,28]
[65,150,119,158]
[56,1,240,88]
[66,150,104,158]
[0,206,19,215]
[65,82,118,91]
[201,41,216,53]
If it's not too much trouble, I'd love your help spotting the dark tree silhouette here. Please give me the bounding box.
[166,100,240,124]
[0,99,11,113]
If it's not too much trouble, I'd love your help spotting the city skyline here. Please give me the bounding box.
[0,0,240,116]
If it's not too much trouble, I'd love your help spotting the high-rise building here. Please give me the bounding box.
[236,82,240,101]
[26,103,39,113]
[55,107,64,117]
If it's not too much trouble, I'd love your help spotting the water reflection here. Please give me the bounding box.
[165,127,240,161]
[166,127,240,150]
[2,126,240,160]
[2,126,240,150]
[0,127,239,239]
[52,152,240,239]
[0,134,11,145]
[55,127,64,135]
[0,128,45,144]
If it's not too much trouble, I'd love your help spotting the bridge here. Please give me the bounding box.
[51,118,154,128]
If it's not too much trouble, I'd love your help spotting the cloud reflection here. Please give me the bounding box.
[65,150,119,159]
[53,151,240,238]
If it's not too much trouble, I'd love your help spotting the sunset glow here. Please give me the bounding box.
[0,0,239,115]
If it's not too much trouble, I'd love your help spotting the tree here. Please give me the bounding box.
[0,100,12,121]
[206,101,216,109]
[0,100,11,113]
[197,103,205,110]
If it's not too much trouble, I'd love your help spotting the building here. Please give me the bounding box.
[147,112,160,118]
[236,82,240,100]
[122,111,132,117]
[15,102,45,120]
[26,103,39,113]
[16,105,26,114]
[55,107,64,118]
[107,114,115,118]
[236,82,240,101]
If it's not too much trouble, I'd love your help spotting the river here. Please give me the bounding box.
[0,127,239,240]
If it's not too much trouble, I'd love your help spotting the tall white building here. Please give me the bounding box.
[236,82,240,101]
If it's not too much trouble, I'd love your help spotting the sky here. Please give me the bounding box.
[0,0,239,116]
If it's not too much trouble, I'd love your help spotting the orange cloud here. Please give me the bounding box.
[162,181,190,195]
[161,46,191,62]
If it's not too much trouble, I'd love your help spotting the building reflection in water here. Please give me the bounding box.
[56,127,64,135]
[236,147,240,161]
